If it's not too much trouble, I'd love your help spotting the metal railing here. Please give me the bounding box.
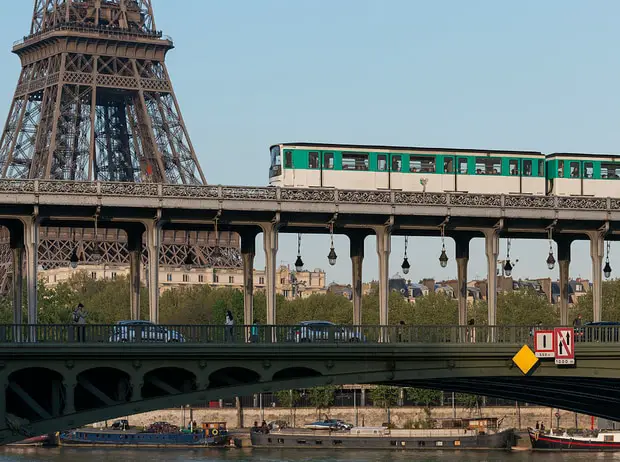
[0,324,612,345]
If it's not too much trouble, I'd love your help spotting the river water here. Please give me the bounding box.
[1,448,619,462]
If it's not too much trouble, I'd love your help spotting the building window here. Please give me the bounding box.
[166,273,172,282]
[198,275,204,283]
[183,274,189,283]
[280,278,286,285]
[53,275,57,283]
[259,277,265,285]
[91,272,97,280]
[213,274,219,283]
[228,276,234,284]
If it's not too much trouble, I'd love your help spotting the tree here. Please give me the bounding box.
[308,386,336,419]
[456,393,482,416]
[370,385,400,425]
[274,389,301,427]
[407,388,442,420]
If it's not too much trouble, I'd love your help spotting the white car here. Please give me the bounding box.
[109,320,185,343]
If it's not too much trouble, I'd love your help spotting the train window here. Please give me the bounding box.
[458,158,468,174]
[584,162,593,178]
[601,163,620,179]
[558,161,564,178]
[509,160,519,176]
[538,160,544,177]
[323,153,334,169]
[342,152,369,170]
[444,158,453,173]
[309,152,320,169]
[377,154,388,172]
[475,157,501,175]
[569,162,579,178]
[409,156,435,173]
[270,146,282,177]
[523,160,532,176]
[284,151,292,168]
[392,155,402,172]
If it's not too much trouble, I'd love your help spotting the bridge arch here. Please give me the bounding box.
[142,367,197,399]
[7,367,65,422]
[208,367,261,389]
[75,367,131,412]
[271,366,322,382]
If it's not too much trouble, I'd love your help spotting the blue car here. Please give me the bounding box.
[109,320,185,343]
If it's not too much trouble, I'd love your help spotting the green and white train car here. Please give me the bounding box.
[546,153,620,197]
[269,143,546,195]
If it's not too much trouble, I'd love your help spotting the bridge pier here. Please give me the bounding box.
[349,232,366,326]
[62,380,76,415]
[376,226,391,330]
[557,238,572,326]
[588,230,605,322]
[455,236,471,331]
[146,221,162,324]
[262,222,279,327]
[484,228,499,337]
[23,217,39,329]
[127,229,143,321]
[241,231,258,326]
[9,226,24,327]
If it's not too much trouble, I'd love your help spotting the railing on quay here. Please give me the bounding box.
[0,324,612,345]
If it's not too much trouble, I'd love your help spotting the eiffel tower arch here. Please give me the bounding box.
[0,0,241,294]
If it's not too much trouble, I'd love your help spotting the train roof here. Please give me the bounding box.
[271,142,543,156]
[548,152,620,160]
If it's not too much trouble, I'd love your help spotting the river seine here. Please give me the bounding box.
[0,448,618,462]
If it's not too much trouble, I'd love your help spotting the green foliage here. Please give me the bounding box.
[471,289,558,326]
[572,280,620,323]
[307,386,336,418]
[407,388,442,417]
[274,389,301,408]
[370,385,400,409]
[456,393,482,415]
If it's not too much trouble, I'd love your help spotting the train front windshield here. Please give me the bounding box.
[270,146,281,177]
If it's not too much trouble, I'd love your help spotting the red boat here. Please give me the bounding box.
[529,427,620,451]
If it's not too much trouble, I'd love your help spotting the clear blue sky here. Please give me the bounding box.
[1,1,619,285]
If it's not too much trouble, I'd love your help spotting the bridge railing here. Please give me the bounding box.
[0,324,610,345]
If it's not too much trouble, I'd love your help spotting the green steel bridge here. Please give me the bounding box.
[0,323,619,445]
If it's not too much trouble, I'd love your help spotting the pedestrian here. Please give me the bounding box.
[540,422,545,432]
[573,314,583,328]
[535,421,540,430]
[468,318,476,343]
[250,320,259,343]
[398,320,406,342]
[72,303,87,342]
[225,310,234,342]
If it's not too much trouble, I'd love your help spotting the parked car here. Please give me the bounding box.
[108,320,185,343]
[288,321,365,343]
[304,419,351,431]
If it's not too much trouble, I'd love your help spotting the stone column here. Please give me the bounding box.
[455,236,471,328]
[127,229,143,321]
[484,229,499,335]
[376,226,391,328]
[261,223,279,327]
[24,217,39,331]
[349,232,365,326]
[241,231,257,326]
[146,221,162,324]
[557,238,572,326]
[588,231,605,322]
[63,380,76,415]
[9,226,25,327]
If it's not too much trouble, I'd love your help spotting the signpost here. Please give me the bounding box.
[554,327,575,365]
[534,330,555,358]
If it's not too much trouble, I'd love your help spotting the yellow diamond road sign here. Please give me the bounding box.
[512,345,539,375]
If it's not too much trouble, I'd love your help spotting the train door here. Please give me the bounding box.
[567,160,582,195]
[390,154,403,190]
[442,155,456,191]
[306,151,322,187]
[508,159,521,193]
[376,153,389,189]
[455,156,468,192]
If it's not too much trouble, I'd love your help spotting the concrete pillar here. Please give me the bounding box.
[455,237,470,327]
[9,226,25,327]
[146,221,162,324]
[262,223,279,326]
[557,238,572,326]
[484,229,499,330]
[23,218,39,329]
[589,231,605,322]
[241,231,257,326]
[127,230,142,321]
[349,233,365,326]
[376,226,391,327]
[63,380,76,415]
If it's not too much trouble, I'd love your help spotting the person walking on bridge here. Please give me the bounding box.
[225,310,235,342]
[72,303,87,342]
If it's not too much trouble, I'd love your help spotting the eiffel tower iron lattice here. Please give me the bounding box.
[0,0,240,292]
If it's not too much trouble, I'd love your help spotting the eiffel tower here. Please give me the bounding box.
[0,0,241,292]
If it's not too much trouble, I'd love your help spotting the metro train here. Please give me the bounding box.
[268,142,620,197]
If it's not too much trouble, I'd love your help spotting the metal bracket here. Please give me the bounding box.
[545,218,558,231]
[438,216,450,229]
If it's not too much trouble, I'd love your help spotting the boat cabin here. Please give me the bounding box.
[202,422,228,437]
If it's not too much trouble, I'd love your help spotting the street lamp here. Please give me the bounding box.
[438,224,448,268]
[401,236,410,275]
[504,238,513,277]
[327,223,337,266]
[70,248,79,269]
[604,241,612,279]
[295,233,304,272]
[546,229,555,270]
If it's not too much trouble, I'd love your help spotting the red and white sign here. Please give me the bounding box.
[534,330,555,358]
[554,327,575,365]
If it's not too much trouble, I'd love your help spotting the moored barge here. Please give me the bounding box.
[529,427,620,451]
[252,417,516,450]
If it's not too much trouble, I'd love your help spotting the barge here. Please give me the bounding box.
[252,417,516,450]
[529,427,620,451]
